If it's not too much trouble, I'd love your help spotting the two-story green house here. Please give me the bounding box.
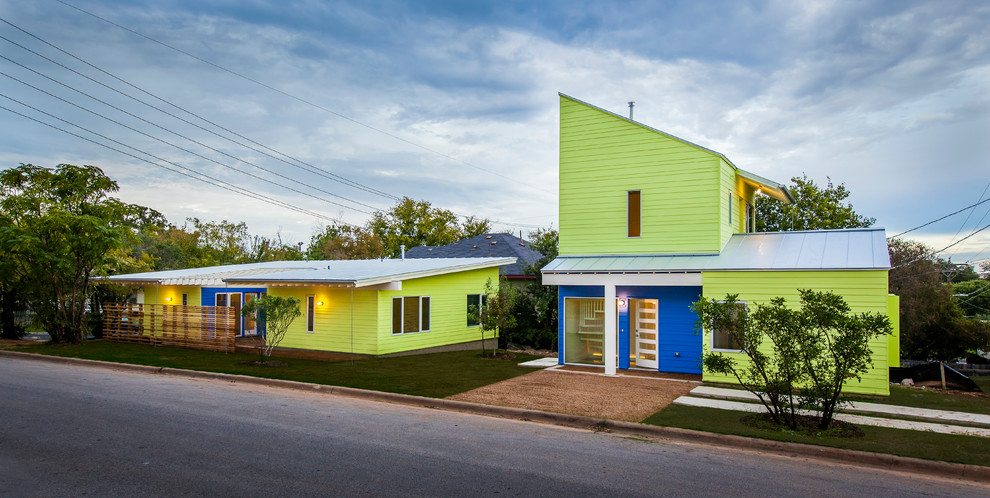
[542,94,899,395]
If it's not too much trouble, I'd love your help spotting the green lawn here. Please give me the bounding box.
[4,341,541,398]
[643,404,990,467]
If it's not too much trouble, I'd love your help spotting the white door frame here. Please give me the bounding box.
[632,298,659,369]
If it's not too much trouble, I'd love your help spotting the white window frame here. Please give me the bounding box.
[745,201,755,233]
[711,300,746,353]
[467,293,488,327]
[392,296,431,335]
[306,295,315,333]
[727,191,733,225]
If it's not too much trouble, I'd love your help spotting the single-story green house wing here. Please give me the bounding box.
[107,257,516,356]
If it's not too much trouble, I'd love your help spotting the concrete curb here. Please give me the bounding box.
[3,349,989,483]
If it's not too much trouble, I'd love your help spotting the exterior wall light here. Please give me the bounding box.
[165,297,172,302]
[316,301,324,306]
[617,299,626,307]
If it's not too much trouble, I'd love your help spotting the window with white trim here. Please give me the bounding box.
[306,295,315,333]
[467,294,488,326]
[727,191,733,225]
[712,301,746,352]
[745,201,755,233]
[627,190,641,238]
[392,296,431,334]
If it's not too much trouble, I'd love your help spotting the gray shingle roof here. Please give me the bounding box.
[405,233,544,277]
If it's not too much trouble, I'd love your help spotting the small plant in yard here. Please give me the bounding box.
[469,278,517,358]
[693,290,891,431]
[241,295,301,363]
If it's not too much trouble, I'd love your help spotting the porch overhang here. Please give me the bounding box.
[542,272,702,286]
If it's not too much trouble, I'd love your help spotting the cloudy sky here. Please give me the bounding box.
[0,0,987,265]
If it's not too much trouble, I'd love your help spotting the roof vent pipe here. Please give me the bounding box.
[400,244,405,260]
[628,101,635,120]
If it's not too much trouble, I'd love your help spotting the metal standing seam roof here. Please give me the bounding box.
[541,228,890,274]
[106,257,518,287]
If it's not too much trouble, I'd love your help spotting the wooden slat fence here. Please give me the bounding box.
[103,303,237,353]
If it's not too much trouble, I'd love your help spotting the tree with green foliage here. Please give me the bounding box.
[308,222,385,260]
[503,227,559,350]
[241,295,301,360]
[461,216,492,239]
[0,164,159,344]
[367,197,491,258]
[0,211,26,339]
[469,278,517,357]
[694,290,891,431]
[953,279,990,319]
[889,238,990,360]
[756,174,875,232]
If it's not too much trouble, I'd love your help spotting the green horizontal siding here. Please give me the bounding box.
[143,285,201,306]
[376,267,498,355]
[559,95,725,255]
[273,287,380,355]
[702,271,892,395]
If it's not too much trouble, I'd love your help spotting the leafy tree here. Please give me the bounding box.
[241,295,301,360]
[461,216,492,238]
[756,174,875,232]
[503,227,559,349]
[247,232,304,263]
[0,164,156,344]
[367,197,491,258]
[188,217,251,266]
[953,279,990,318]
[0,211,26,339]
[695,290,891,431]
[469,278,517,357]
[888,238,990,360]
[308,222,385,260]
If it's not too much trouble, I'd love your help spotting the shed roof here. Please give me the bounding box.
[405,233,541,277]
[541,228,890,274]
[108,257,516,288]
[559,93,794,203]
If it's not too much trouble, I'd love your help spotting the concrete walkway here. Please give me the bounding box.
[675,386,990,437]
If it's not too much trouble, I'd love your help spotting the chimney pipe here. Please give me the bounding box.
[400,244,405,260]
[628,101,635,120]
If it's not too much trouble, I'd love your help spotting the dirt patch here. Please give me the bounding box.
[741,413,866,438]
[238,360,289,367]
[447,369,698,422]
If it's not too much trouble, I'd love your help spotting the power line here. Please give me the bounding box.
[0,96,351,225]
[0,17,399,202]
[890,196,990,238]
[0,61,379,215]
[890,221,990,270]
[53,0,554,196]
[947,181,990,260]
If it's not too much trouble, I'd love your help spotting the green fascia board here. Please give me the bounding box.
[559,93,793,204]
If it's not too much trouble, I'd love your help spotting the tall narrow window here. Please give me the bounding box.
[467,294,488,326]
[727,191,733,225]
[627,190,641,238]
[745,202,755,233]
[181,293,188,306]
[306,295,315,333]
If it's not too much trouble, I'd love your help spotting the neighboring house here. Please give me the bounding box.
[541,94,899,395]
[405,232,544,281]
[108,257,514,356]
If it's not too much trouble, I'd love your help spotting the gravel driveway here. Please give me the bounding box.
[447,367,699,422]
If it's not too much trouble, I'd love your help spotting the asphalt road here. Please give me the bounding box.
[1,357,987,497]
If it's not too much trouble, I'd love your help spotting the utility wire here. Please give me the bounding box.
[0,95,349,225]
[0,61,379,214]
[946,182,990,260]
[890,221,990,269]
[0,17,398,201]
[889,197,990,238]
[53,0,554,196]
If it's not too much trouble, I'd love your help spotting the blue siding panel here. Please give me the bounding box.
[560,285,703,374]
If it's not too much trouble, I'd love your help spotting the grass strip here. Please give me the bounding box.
[3,341,541,398]
[643,404,990,467]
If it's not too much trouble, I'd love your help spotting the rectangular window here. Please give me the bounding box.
[627,190,641,238]
[306,295,315,333]
[181,293,188,306]
[563,297,606,365]
[467,294,488,326]
[727,191,733,224]
[712,302,746,352]
[745,202,755,233]
[392,296,431,334]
